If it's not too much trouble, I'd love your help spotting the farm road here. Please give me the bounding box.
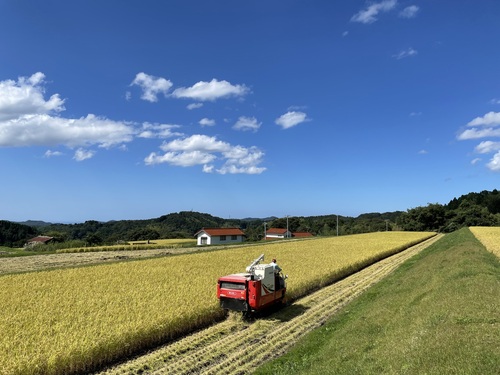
[99,234,443,375]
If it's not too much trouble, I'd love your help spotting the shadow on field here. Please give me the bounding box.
[272,303,310,322]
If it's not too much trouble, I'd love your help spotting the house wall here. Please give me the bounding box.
[208,235,243,245]
[197,233,244,245]
[196,232,243,246]
[197,234,211,246]
[265,231,291,239]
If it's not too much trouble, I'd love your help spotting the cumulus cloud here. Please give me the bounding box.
[474,141,500,154]
[467,111,500,127]
[393,48,418,59]
[275,111,310,129]
[144,134,266,174]
[137,123,183,139]
[487,152,500,171]
[74,148,95,161]
[187,103,204,110]
[458,111,500,172]
[172,79,249,101]
[351,0,397,24]
[0,73,136,160]
[233,116,261,132]
[199,118,216,127]
[44,150,63,158]
[399,5,419,18]
[457,127,500,140]
[0,113,135,148]
[130,72,173,102]
[0,72,65,121]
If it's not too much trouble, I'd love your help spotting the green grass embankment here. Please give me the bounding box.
[255,228,500,375]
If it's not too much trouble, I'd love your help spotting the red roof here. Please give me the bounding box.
[266,228,289,234]
[292,232,313,238]
[195,227,245,237]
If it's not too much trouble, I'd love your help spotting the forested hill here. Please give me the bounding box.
[2,189,499,247]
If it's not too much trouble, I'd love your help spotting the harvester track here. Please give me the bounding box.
[99,234,442,375]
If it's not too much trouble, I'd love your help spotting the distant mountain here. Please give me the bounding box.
[240,216,278,222]
[17,220,54,227]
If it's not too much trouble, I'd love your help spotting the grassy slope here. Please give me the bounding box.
[255,228,500,375]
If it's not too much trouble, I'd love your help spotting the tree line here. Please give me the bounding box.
[1,190,499,248]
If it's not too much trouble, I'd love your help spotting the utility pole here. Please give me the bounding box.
[336,215,339,236]
[286,215,289,238]
[264,222,267,240]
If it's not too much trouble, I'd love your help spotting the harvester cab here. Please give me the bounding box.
[217,254,287,314]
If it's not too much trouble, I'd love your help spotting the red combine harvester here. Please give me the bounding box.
[217,254,287,314]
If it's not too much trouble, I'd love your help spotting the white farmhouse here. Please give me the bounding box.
[265,228,292,240]
[195,227,245,246]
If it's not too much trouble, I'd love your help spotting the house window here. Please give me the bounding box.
[220,235,226,241]
[231,235,237,240]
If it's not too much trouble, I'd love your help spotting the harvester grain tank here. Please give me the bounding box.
[217,254,287,314]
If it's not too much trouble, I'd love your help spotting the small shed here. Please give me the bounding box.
[25,236,54,248]
[195,228,245,246]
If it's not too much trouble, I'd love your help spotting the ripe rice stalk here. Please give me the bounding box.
[0,231,434,374]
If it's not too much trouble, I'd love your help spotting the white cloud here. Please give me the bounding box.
[418,149,428,154]
[199,118,216,127]
[187,103,204,110]
[73,148,95,161]
[399,5,419,18]
[474,141,500,154]
[44,150,63,158]
[0,72,65,121]
[233,116,261,132]
[0,73,136,152]
[467,111,500,127]
[487,151,500,171]
[137,123,182,139]
[145,150,216,167]
[458,111,500,172]
[275,111,310,129]
[160,134,230,153]
[0,113,135,148]
[145,134,266,174]
[471,158,482,165]
[457,127,500,140]
[351,0,397,24]
[409,111,422,116]
[489,98,500,105]
[172,79,249,101]
[393,48,418,59]
[130,72,173,102]
[342,31,349,37]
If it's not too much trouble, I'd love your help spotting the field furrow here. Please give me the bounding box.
[101,234,442,375]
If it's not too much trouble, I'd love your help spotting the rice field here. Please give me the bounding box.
[55,238,196,253]
[0,231,434,374]
[469,226,500,257]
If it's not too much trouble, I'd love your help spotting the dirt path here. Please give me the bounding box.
[98,234,443,375]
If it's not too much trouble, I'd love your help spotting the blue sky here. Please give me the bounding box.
[1,0,499,223]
